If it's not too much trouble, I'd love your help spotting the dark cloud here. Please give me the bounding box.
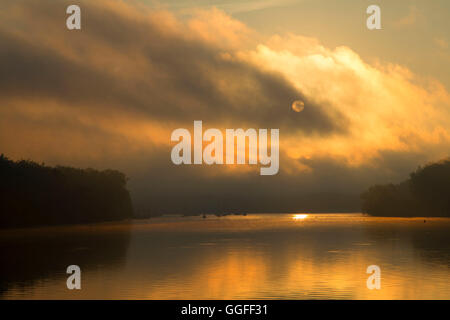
[0,0,345,135]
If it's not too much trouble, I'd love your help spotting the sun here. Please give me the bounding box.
[292,214,309,220]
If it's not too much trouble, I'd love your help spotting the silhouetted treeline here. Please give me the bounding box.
[361,159,450,217]
[0,155,133,228]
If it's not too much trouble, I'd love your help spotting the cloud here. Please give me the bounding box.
[239,33,450,167]
[0,0,340,138]
[163,0,301,15]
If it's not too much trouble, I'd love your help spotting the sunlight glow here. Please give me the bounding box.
[292,214,309,220]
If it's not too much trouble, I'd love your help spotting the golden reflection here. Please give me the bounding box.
[293,214,309,220]
[3,215,450,300]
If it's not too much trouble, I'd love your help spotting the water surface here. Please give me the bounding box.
[1,213,449,299]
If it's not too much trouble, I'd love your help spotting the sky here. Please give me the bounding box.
[148,0,450,89]
[0,0,449,212]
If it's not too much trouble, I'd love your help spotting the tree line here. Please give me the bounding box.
[361,158,450,217]
[0,155,133,228]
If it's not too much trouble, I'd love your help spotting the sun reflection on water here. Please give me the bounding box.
[292,214,309,220]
